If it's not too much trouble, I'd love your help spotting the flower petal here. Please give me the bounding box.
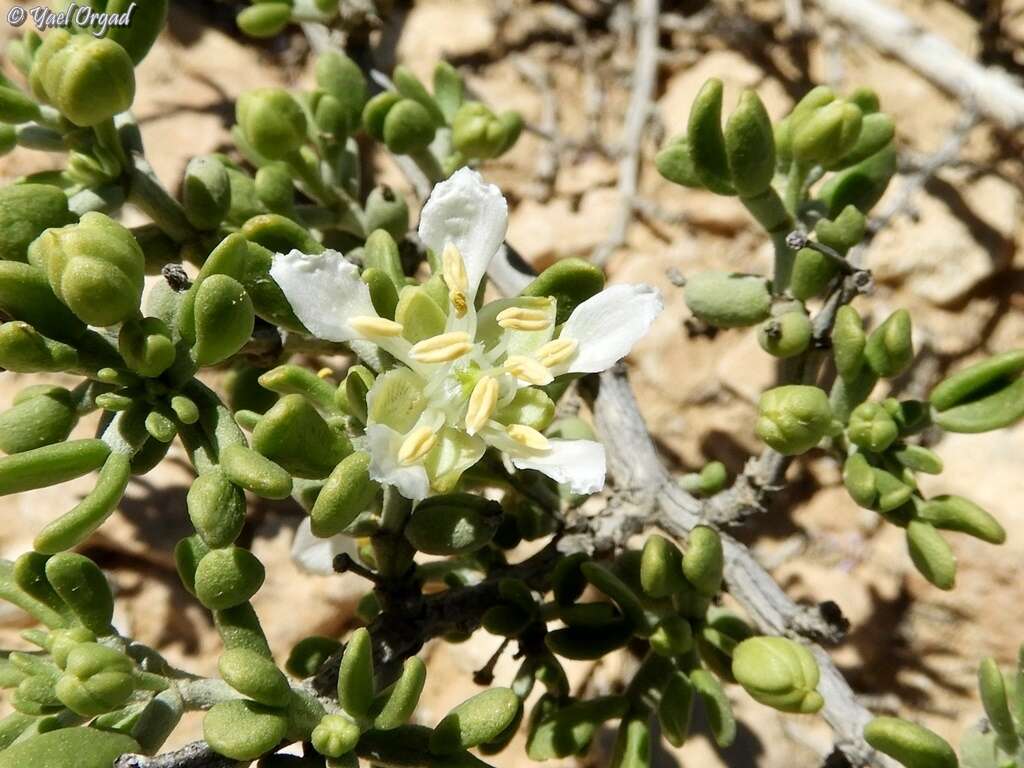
[271,249,376,342]
[417,167,508,299]
[510,438,606,495]
[366,423,431,501]
[559,284,663,374]
[291,517,358,575]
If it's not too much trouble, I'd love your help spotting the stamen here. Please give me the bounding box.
[504,355,553,385]
[535,338,578,368]
[507,424,549,451]
[350,315,404,337]
[398,426,438,465]
[317,367,333,379]
[410,331,473,363]
[496,306,553,331]
[465,376,499,435]
[442,243,470,318]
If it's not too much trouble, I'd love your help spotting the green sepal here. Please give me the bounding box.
[204,699,289,761]
[219,647,290,707]
[341,365,375,425]
[725,89,776,197]
[847,401,899,452]
[220,444,293,500]
[863,716,957,768]
[404,493,501,556]
[906,520,956,590]
[44,552,113,634]
[194,546,266,610]
[395,285,447,343]
[687,79,735,195]
[311,713,360,759]
[337,627,374,719]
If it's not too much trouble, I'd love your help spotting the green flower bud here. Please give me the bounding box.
[337,627,374,718]
[0,727,139,768]
[906,520,956,590]
[382,98,436,155]
[916,495,1005,544]
[684,271,771,329]
[690,669,736,747]
[0,438,109,496]
[687,79,735,195]
[183,156,232,231]
[49,626,94,669]
[792,100,862,165]
[656,135,704,188]
[219,647,290,706]
[237,3,292,38]
[55,642,133,716]
[640,534,686,598]
[847,401,899,452]
[758,309,812,358]
[118,316,174,379]
[724,89,776,197]
[520,258,605,325]
[817,142,897,217]
[188,469,246,548]
[864,717,957,768]
[194,546,266,610]
[683,525,724,596]
[205,699,289,761]
[252,394,349,479]
[29,212,144,327]
[31,31,134,126]
[526,696,629,761]
[364,188,410,243]
[0,321,78,373]
[191,274,255,366]
[0,386,76,455]
[431,688,519,755]
[451,102,522,160]
[372,656,426,731]
[865,309,913,378]
[236,88,307,161]
[756,385,835,455]
[220,444,293,500]
[828,112,895,169]
[0,185,72,263]
[310,451,378,538]
[732,636,823,713]
[44,552,113,634]
[311,713,359,758]
[404,493,501,555]
[659,671,694,747]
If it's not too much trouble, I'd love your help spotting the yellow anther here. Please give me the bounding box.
[398,426,438,465]
[504,355,553,386]
[317,367,333,379]
[496,306,553,331]
[535,338,578,368]
[350,315,404,338]
[442,243,470,318]
[410,331,473,363]
[507,424,550,451]
[465,376,499,435]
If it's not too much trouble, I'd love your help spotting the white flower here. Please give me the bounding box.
[271,168,663,503]
[291,517,358,575]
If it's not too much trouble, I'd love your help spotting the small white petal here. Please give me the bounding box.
[560,284,663,374]
[417,167,508,299]
[271,249,376,342]
[291,517,358,576]
[511,438,606,495]
[366,424,431,500]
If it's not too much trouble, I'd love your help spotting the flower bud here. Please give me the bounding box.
[788,85,836,134]
[118,316,175,378]
[191,274,255,366]
[382,98,436,155]
[204,699,289,762]
[49,626,95,669]
[188,468,246,548]
[431,688,520,755]
[31,31,135,127]
[310,451,379,538]
[55,642,133,716]
[724,89,776,197]
[817,142,897,217]
[404,493,501,555]
[731,637,823,714]
[219,647,290,707]
[792,100,862,166]
[220,444,293,500]
[337,627,374,718]
[0,727,139,768]
[906,520,956,590]
[684,271,771,329]
[929,350,1024,434]
[236,3,292,38]
[0,321,78,373]
[236,88,307,161]
[194,546,266,610]
[183,156,232,231]
[656,135,704,188]
[865,309,913,378]
[687,79,735,195]
[863,717,957,768]
[758,309,812,358]
[373,656,426,731]
[683,525,724,597]
[44,552,113,634]
[756,385,836,455]
[847,401,899,452]
[28,211,144,327]
[452,102,522,160]
[252,394,350,479]
[0,386,76,454]
[916,495,1005,544]
[311,713,360,759]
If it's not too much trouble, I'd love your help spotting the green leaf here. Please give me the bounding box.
[338,627,375,719]
[863,717,958,768]
[430,688,520,754]
[686,79,735,195]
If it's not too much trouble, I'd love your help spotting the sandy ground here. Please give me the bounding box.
[0,1,1023,765]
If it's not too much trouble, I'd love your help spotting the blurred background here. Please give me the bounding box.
[1,1,1023,765]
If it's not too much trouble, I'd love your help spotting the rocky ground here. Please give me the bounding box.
[0,1,1023,765]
